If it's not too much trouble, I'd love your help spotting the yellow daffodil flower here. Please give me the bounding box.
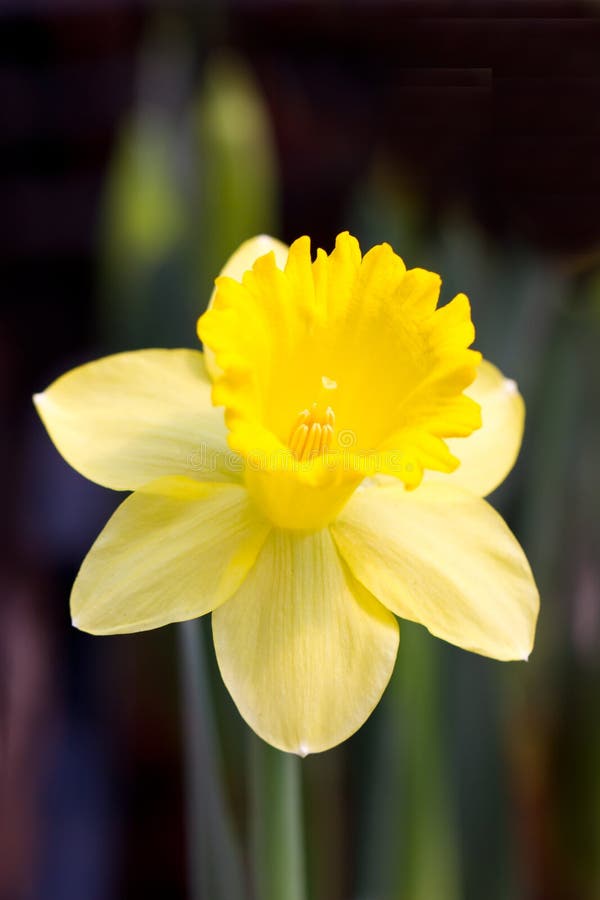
[34,232,539,755]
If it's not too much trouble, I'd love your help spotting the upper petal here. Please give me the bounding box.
[72,478,269,635]
[202,234,289,380]
[211,233,289,285]
[34,348,236,491]
[212,527,399,754]
[425,359,525,497]
[332,481,539,661]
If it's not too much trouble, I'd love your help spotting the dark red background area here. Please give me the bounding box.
[234,1,600,252]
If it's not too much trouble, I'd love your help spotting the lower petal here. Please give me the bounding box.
[332,481,539,661]
[212,527,399,754]
[72,478,269,635]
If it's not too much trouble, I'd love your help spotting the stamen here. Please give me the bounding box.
[288,402,336,460]
[289,423,309,457]
[322,424,334,450]
[304,422,322,458]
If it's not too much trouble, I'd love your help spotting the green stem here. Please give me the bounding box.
[250,737,307,900]
[356,623,460,900]
[178,619,246,900]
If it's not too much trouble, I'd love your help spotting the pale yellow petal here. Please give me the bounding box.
[214,233,289,284]
[34,349,237,491]
[426,359,525,497]
[213,528,399,754]
[202,234,289,379]
[72,479,269,635]
[332,481,538,661]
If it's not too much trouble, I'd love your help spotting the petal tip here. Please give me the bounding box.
[503,378,519,395]
[296,742,311,758]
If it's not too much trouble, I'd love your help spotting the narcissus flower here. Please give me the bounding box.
[35,233,539,754]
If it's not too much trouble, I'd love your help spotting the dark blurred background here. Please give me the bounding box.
[2,2,600,899]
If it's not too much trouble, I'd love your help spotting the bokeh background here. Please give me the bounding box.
[2,2,600,899]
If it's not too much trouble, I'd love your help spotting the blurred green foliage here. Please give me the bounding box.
[98,41,278,351]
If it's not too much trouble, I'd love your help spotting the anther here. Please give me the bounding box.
[288,403,336,460]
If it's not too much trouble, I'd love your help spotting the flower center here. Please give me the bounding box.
[198,232,483,529]
[288,403,335,460]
